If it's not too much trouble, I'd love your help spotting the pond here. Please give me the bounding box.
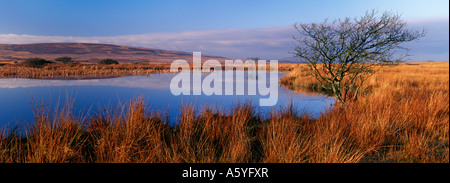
[0,72,335,128]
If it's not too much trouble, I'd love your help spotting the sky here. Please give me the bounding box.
[0,0,448,61]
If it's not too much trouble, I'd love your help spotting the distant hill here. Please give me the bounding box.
[0,43,230,63]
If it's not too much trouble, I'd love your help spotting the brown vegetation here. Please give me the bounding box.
[0,63,172,79]
[0,62,292,79]
[0,62,448,163]
[280,62,449,162]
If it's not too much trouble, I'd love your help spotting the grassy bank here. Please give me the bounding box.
[0,62,292,79]
[0,98,306,163]
[0,63,171,79]
[280,62,449,162]
[0,62,448,163]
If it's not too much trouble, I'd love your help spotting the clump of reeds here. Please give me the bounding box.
[0,97,266,163]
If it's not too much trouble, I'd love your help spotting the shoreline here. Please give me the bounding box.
[0,62,296,80]
[0,61,447,163]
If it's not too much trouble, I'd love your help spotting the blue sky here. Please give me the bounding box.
[0,0,448,61]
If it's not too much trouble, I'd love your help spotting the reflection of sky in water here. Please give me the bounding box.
[0,72,335,128]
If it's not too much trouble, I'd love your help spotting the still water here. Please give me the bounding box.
[0,72,334,128]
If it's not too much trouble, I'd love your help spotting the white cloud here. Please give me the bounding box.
[1,19,448,61]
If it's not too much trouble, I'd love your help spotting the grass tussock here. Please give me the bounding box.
[0,62,448,163]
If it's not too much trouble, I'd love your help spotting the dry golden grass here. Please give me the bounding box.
[280,62,449,163]
[0,63,172,79]
[0,62,448,163]
[0,62,288,79]
[0,98,260,163]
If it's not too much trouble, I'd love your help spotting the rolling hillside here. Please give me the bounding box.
[0,43,229,63]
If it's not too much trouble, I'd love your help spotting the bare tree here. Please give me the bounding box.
[293,10,426,103]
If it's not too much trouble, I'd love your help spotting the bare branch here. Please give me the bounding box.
[293,10,426,103]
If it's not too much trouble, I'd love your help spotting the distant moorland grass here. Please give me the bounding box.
[0,63,171,79]
[0,62,292,79]
[0,62,448,163]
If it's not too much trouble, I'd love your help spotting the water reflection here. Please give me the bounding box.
[0,72,335,127]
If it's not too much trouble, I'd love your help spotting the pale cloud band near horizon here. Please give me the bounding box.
[0,18,448,61]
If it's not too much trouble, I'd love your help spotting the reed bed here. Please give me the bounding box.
[280,62,449,163]
[0,62,294,79]
[0,63,171,79]
[0,62,448,163]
